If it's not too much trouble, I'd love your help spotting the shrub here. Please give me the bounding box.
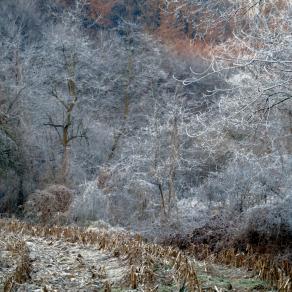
[71,179,161,229]
[24,184,73,224]
[240,194,292,246]
[70,181,109,222]
[197,154,292,214]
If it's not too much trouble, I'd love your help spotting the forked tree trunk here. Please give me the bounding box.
[59,72,77,183]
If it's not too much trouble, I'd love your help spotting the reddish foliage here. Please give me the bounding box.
[89,0,119,25]
[54,0,291,57]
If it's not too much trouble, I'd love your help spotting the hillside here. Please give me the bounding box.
[63,0,289,55]
[55,0,232,56]
[0,0,291,291]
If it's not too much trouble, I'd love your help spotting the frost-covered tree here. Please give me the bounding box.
[0,0,44,210]
[181,1,292,235]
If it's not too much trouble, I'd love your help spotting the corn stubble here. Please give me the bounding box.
[2,218,290,291]
[0,219,201,291]
[189,244,292,291]
[4,240,32,292]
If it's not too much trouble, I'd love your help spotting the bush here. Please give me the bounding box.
[24,184,73,224]
[197,154,292,214]
[240,194,292,246]
[71,179,161,229]
[70,182,109,222]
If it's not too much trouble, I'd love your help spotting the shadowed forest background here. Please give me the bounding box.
[0,1,291,287]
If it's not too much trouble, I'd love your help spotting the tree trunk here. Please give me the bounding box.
[167,116,179,215]
[108,54,132,161]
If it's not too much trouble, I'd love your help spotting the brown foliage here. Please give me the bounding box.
[24,184,73,224]
[88,0,119,26]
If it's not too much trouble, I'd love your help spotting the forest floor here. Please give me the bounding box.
[0,219,275,291]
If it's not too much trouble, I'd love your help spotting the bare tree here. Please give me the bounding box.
[0,0,43,209]
[44,53,87,182]
[178,0,292,215]
[26,4,100,183]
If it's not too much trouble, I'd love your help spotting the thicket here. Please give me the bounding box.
[0,0,291,256]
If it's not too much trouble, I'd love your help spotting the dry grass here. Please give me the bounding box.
[188,243,292,291]
[24,185,73,224]
[2,218,287,290]
[3,240,31,292]
[0,219,201,291]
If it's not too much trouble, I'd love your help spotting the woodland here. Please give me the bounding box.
[0,0,291,291]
